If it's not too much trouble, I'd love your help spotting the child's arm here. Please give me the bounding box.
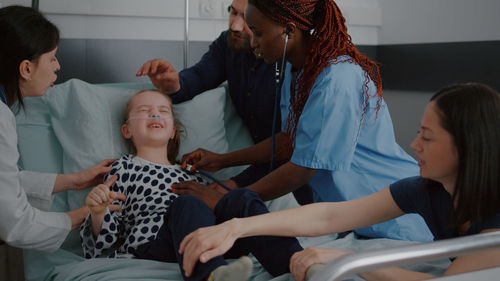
[84,176,124,237]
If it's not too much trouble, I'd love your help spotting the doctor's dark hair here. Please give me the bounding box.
[248,0,383,150]
[0,5,59,107]
[431,83,500,227]
[123,90,183,164]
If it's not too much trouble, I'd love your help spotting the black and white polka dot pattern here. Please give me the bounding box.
[80,154,208,258]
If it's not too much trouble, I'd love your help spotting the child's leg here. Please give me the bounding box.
[214,189,303,277]
[135,195,226,281]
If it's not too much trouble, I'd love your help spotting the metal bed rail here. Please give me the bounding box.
[311,231,500,281]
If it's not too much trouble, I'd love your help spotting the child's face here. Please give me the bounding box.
[122,91,175,149]
[411,101,459,192]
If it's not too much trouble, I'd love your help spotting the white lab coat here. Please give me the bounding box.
[0,102,70,252]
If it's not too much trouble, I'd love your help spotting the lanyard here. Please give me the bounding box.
[0,85,7,105]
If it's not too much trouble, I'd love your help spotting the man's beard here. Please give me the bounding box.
[226,30,252,53]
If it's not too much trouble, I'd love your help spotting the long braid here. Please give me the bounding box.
[250,0,383,150]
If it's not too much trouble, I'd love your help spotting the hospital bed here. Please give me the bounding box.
[14,79,456,281]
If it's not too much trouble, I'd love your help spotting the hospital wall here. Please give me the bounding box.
[1,0,499,155]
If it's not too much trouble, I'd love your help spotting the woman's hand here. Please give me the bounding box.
[290,247,353,281]
[54,159,115,193]
[66,206,90,230]
[179,219,241,277]
[136,59,180,94]
[180,148,225,172]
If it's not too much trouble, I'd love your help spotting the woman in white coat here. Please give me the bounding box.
[0,5,116,251]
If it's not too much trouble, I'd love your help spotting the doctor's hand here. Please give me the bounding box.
[136,59,180,94]
[179,219,240,277]
[54,159,116,194]
[172,180,227,210]
[180,148,225,172]
[290,247,353,281]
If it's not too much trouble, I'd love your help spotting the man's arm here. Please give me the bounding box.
[171,31,230,103]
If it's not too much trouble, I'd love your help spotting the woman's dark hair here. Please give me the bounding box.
[124,90,184,164]
[248,0,383,151]
[431,83,500,227]
[0,5,59,107]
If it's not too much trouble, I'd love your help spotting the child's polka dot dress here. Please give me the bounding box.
[80,154,208,258]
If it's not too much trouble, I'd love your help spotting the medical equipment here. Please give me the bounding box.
[270,28,289,172]
[126,115,173,123]
[183,165,232,191]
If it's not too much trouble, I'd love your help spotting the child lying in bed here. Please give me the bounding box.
[80,90,303,281]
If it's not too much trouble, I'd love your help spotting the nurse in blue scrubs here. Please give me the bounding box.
[176,0,432,242]
[0,5,115,251]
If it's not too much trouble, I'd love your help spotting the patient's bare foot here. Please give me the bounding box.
[208,256,253,281]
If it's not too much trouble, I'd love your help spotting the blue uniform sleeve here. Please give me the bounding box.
[389,176,427,214]
[290,63,369,171]
[171,31,229,104]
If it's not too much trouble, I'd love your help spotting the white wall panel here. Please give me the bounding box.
[1,0,381,44]
[379,0,500,44]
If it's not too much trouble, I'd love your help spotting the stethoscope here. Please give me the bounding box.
[184,165,232,192]
[184,30,290,190]
[270,29,289,172]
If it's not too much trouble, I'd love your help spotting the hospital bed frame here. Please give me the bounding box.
[311,231,500,281]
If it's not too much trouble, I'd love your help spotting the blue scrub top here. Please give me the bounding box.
[280,56,433,242]
[0,84,7,105]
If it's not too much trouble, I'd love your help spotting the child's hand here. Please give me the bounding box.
[85,176,125,214]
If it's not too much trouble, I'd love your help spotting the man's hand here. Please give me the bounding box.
[172,181,227,210]
[136,59,180,94]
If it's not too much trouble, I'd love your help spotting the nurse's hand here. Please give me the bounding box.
[53,159,115,194]
[180,148,225,172]
[172,181,227,210]
[179,219,240,277]
[290,247,353,281]
[136,59,180,94]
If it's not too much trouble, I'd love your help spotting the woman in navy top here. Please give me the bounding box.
[178,83,500,280]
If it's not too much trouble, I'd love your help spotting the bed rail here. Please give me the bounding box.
[310,231,500,281]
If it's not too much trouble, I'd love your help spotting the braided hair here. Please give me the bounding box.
[249,0,383,151]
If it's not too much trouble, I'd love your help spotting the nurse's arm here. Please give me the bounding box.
[237,187,403,237]
[217,132,288,167]
[247,161,316,201]
[180,187,403,271]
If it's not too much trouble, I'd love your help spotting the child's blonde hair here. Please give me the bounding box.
[123,89,183,163]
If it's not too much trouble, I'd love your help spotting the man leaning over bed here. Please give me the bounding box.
[136,0,312,205]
